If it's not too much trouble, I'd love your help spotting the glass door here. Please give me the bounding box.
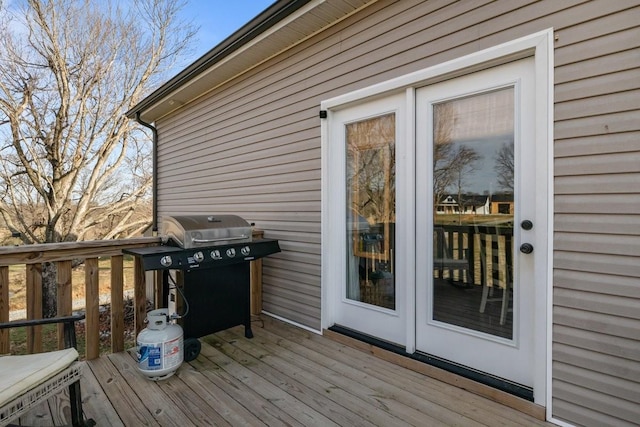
[415,58,537,387]
[346,113,396,310]
[330,93,407,346]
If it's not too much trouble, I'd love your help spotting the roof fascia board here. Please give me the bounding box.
[140,0,327,121]
[126,0,313,119]
[133,0,377,123]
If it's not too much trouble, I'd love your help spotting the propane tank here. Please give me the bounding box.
[137,308,183,380]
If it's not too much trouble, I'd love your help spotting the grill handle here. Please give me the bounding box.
[192,234,249,244]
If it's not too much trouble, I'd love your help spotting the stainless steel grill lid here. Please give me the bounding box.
[163,215,252,249]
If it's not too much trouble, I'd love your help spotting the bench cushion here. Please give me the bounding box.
[0,348,79,407]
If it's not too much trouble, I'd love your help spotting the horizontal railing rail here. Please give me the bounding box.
[0,237,161,359]
[0,230,266,360]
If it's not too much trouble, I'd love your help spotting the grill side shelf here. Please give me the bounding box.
[123,239,280,271]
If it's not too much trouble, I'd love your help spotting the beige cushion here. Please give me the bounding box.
[0,348,79,407]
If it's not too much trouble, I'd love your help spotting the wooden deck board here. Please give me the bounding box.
[209,329,448,426]
[198,337,339,427]
[205,332,403,427]
[189,354,300,426]
[88,355,162,426]
[262,316,546,426]
[106,351,205,427]
[79,358,125,427]
[229,322,484,427]
[14,315,554,426]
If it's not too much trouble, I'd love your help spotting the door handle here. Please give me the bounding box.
[520,243,534,254]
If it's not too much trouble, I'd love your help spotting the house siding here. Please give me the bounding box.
[552,0,640,424]
[153,0,640,424]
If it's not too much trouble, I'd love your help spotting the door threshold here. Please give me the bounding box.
[326,325,545,421]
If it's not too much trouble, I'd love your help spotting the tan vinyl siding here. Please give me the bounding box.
[153,1,639,424]
[552,1,640,425]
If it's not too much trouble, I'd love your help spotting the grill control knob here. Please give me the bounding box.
[160,256,172,267]
[193,251,204,263]
[226,248,236,258]
[210,249,221,260]
[241,246,250,256]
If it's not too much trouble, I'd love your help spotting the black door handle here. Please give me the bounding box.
[520,243,534,254]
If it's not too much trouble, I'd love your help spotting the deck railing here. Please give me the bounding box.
[0,238,162,359]
[0,227,503,358]
[0,230,266,360]
[434,224,514,287]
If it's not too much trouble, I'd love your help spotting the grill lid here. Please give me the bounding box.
[163,215,252,249]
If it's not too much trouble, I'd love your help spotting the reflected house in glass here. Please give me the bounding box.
[437,195,490,215]
[489,194,514,215]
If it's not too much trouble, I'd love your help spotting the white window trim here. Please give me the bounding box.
[320,28,553,416]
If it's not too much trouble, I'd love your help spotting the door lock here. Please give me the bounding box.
[521,220,533,230]
[520,243,534,254]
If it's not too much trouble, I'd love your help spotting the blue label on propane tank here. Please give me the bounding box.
[138,345,162,370]
[148,346,161,367]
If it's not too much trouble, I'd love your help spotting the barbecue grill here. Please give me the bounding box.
[163,214,252,249]
[124,214,280,361]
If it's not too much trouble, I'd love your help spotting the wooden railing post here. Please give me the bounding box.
[0,266,8,353]
[250,259,263,316]
[134,256,146,336]
[56,260,73,350]
[26,264,43,353]
[250,229,265,316]
[154,271,163,309]
[468,228,476,285]
[85,257,100,360]
[110,255,125,353]
[0,237,161,356]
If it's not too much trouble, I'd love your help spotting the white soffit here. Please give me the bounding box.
[141,0,375,122]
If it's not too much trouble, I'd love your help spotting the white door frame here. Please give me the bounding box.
[320,29,553,407]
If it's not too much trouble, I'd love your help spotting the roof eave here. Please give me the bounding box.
[125,0,312,121]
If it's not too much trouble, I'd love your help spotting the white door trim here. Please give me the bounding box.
[320,29,553,410]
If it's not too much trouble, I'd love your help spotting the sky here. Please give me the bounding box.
[1,0,275,70]
[177,0,275,64]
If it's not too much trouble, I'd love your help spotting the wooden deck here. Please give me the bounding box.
[17,316,552,426]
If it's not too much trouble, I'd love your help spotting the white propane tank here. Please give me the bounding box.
[137,308,183,380]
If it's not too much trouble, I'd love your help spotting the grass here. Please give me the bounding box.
[7,257,135,312]
[8,298,140,357]
[7,257,137,357]
[9,324,64,354]
[435,213,514,226]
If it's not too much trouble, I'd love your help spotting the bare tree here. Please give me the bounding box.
[0,0,197,315]
[495,142,514,191]
[433,103,455,210]
[432,102,480,216]
[450,145,481,220]
[347,113,396,225]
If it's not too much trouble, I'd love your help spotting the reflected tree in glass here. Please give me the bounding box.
[430,88,516,339]
[345,113,396,309]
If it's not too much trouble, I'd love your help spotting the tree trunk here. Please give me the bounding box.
[42,262,57,318]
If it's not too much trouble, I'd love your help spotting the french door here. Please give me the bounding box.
[415,58,537,387]
[329,57,544,389]
[330,93,408,346]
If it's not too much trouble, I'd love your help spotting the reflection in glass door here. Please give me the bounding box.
[416,58,538,389]
[432,88,515,339]
[346,113,396,310]
[330,92,406,346]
